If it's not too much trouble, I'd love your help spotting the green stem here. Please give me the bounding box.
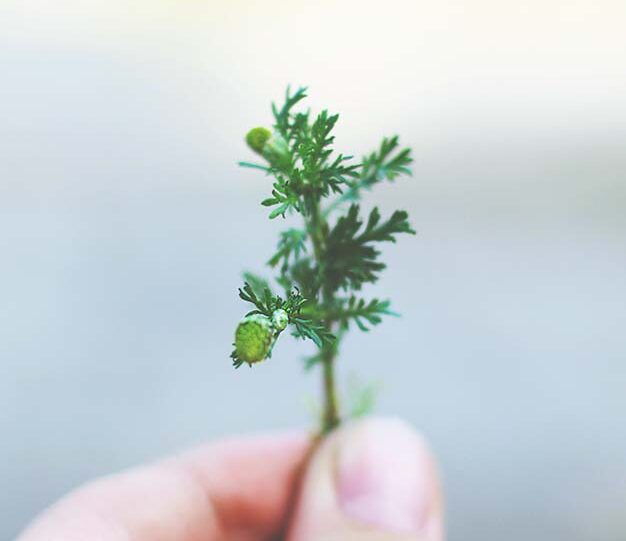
[307,194,341,433]
[321,340,340,433]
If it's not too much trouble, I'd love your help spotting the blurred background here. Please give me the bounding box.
[1,0,625,539]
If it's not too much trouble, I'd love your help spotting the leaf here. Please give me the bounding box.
[272,86,308,139]
[323,204,415,292]
[323,136,413,216]
[231,348,250,369]
[268,228,307,272]
[242,272,271,298]
[260,176,302,218]
[347,377,380,418]
[238,161,271,172]
[238,282,271,315]
[291,317,335,347]
[331,296,398,331]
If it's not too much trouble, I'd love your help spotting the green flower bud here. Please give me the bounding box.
[234,314,274,364]
[245,127,272,154]
[271,309,289,331]
[262,133,291,169]
[245,127,291,170]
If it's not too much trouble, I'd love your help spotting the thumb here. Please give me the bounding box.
[288,417,444,541]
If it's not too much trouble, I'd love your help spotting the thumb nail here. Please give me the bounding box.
[337,418,433,534]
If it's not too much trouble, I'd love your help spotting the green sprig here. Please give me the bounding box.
[231,87,415,433]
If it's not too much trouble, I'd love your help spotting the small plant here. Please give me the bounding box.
[231,87,414,433]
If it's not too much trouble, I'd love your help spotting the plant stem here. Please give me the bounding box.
[307,193,341,433]
[321,342,340,432]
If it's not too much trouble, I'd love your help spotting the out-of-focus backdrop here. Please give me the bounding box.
[1,1,625,539]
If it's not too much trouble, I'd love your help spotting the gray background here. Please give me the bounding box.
[1,1,625,539]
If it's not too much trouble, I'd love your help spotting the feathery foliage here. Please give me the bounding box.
[231,87,415,432]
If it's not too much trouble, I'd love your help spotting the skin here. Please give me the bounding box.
[17,418,444,541]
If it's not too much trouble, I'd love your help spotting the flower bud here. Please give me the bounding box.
[245,127,291,170]
[271,309,289,331]
[245,127,272,155]
[234,314,274,364]
[262,133,290,168]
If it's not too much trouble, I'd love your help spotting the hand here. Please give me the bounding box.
[17,417,444,540]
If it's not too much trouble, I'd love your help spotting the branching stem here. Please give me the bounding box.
[234,89,414,433]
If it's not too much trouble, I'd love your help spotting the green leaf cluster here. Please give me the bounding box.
[239,282,335,345]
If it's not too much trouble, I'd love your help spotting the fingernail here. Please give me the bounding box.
[337,418,430,534]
